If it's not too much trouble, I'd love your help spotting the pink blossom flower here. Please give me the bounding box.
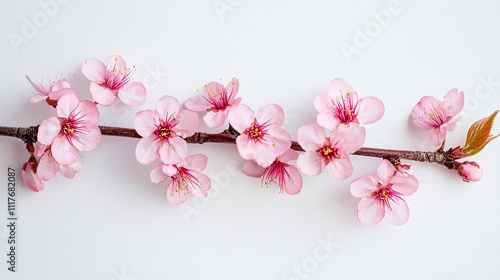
[21,156,44,192]
[26,75,75,107]
[134,95,199,165]
[185,78,242,128]
[412,88,464,146]
[243,149,303,195]
[296,123,365,180]
[82,55,146,106]
[35,142,82,181]
[37,94,101,165]
[227,104,291,167]
[457,161,482,182]
[350,159,419,226]
[150,154,211,205]
[314,78,385,132]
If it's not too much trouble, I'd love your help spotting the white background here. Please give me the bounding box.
[1,1,499,279]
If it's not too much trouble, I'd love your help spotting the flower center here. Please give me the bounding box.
[333,91,359,123]
[317,141,340,163]
[245,119,266,141]
[63,122,75,134]
[262,160,293,193]
[169,167,203,197]
[104,58,135,91]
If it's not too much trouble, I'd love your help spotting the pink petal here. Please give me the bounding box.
[256,103,285,127]
[167,181,190,205]
[357,96,385,125]
[38,117,60,145]
[81,59,106,84]
[51,135,77,165]
[283,165,303,195]
[277,149,298,163]
[203,110,226,128]
[107,55,126,70]
[440,116,460,132]
[182,154,208,172]
[37,153,58,181]
[326,78,355,101]
[316,111,341,132]
[59,160,82,179]
[51,80,72,91]
[384,197,410,226]
[313,92,331,113]
[134,110,157,137]
[48,88,75,101]
[189,171,211,198]
[90,82,116,106]
[350,174,378,198]
[135,135,161,165]
[185,95,211,112]
[150,164,169,184]
[254,127,290,167]
[297,151,324,176]
[235,135,256,160]
[35,142,49,157]
[297,123,325,151]
[324,152,353,180]
[443,88,464,117]
[21,163,44,192]
[227,104,255,132]
[26,75,47,94]
[162,165,178,177]
[226,78,239,101]
[76,100,100,124]
[242,160,265,177]
[175,109,199,137]
[72,123,101,152]
[374,159,396,186]
[391,175,419,196]
[333,124,365,153]
[411,96,441,129]
[159,137,188,164]
[156,95,180,121]
[56,94,79,118]
[29,94,47,104]
[119,82,146,106]
[357,198,384,226]
[426,128,446,146]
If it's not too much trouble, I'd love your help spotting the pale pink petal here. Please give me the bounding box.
[334,124,366,153]
[37,153,58,181]
[283,165,303,195]
[391,175,419,196]
[317,111,341,132]
[82,59,106,84]
[297,124,325,151]
[135,135,161,165]
[443,88,464,116]
[242,160,265,178]
[189,171,211,198]
[90,82,116,106]
[59,160,82,179]
[313,92,332,112]
[51,80,72,91]
[29,94,47,104]
[357,96,385,125]
[277,149,298,163]
[326,78,355,100]
[134,110,157,137]
[150,164,169,184]
[324,152,353,180]
[384,197,410,226]
[38,117,60,145]
[235,134,256,160]
[350,174,378,198]
[426,128,446,146]
[374,159,396,186]
[21,162,44,192]
[76,100,100,124]
[265,127,291,157]
[203,110,226,128]
[185,95,211,112]
[51,135,77,165]
[357,198,384,226]
[226,78,239,101]
[48,88,75,101]
[253,142,280,167]
[107,55,126,70]
[182,154,208,172]
[227,104,255,132]
[201,82,224,102]
[26,75,47,94]
[167,181,190,205]
[440,116,460,132]
[175,109,199,137]
[72,123,101,152]
[156,95,180,121]
[256,103,285,127]
[411,96,441,129]
[119,82,146,106]
[162,165,178,177]
[159,137,188,164]
[56,93,79,118]
[297,151,324,176]
[35,142,49,157]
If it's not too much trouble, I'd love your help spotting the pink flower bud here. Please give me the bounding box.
[458,161,483,182]
[21,158,44,192]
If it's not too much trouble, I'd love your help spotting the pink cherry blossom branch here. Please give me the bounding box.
[0,124,459,170]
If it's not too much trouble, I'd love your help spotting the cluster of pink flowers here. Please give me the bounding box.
[20,56,491,226]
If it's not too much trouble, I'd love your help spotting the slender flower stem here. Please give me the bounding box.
[0,125,458,170]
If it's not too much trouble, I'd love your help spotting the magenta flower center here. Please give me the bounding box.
[104,59,135,91]
[262,160,293,192]
[245,119,268,142]
[154,115,178,140]
[169,167,202,197]
[59,109,87,146]
[333,91,359,123]
[317,141,340,163]
[205,86,229,111]
[421,102,447,127]
[371,185,402,210]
